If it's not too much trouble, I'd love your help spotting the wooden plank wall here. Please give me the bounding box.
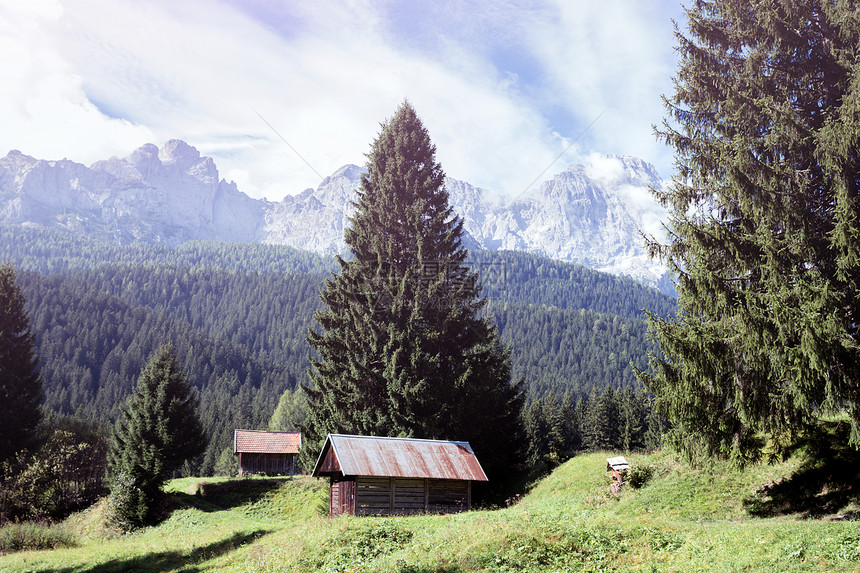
[330,478,356,516]
[428,479,469,514]
[392,478,425,515]
[238,453,298,476]
[355,476,391,516]
[352,477,471,516]
[330,478,341,515]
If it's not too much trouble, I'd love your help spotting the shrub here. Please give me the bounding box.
[105,471,153,533]
[0,426,107,525]
[320,520,414,571]
[626,464,654,489]
[0,522,78,553]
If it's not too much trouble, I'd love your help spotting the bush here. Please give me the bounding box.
[105,471,157,533]
[0,426,107,525]
[320,520,414,571]
[626,464,654,489]
[0,522,78,553]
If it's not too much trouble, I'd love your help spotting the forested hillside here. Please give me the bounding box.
[0,225,675,475]
[17,270,293,474]
[1,226,338,275]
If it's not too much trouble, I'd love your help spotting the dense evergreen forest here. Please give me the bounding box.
[0,225,675,475]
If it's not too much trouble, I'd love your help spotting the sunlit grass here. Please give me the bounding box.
[2,451,859,572]
[0,522,78,553]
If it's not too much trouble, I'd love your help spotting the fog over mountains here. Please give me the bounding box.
[0,140,671,290]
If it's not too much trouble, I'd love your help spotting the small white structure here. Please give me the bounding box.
[606,456,630,494]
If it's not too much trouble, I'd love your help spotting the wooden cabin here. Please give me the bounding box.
[233,429,301,476]
[312,434,488,516]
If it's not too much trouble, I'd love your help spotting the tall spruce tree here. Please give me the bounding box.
[640,0,860,462]
[619,387,647,452]
[108,345,206,528]
[542,392,566,459]
[523,399,548,466]
[583,385,621,451]
[561,391,582,453]
[0,263,43,463]
[304,102,524,476]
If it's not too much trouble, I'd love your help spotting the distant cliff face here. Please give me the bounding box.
[0,140,266,244]
[0,141,670,290]
[446,156,667,286]
[260,155,669,288]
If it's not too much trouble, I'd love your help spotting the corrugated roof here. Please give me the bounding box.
[312,434,488,481]
[234,429,301,454]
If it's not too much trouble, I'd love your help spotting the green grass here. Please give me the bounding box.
[0,522,78,553]
[2,452,859,572]
[167,475,329,522]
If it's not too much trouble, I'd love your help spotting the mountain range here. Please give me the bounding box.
[0,140,671,291]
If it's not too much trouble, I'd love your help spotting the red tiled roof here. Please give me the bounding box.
[234,429,301,454]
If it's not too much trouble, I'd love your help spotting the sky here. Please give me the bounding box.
[0,0,686,202]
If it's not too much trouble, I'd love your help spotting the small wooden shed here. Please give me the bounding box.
[606,456,630,481]
[606,456,630,494]
[312,434,488,516]
[233,429,301,476]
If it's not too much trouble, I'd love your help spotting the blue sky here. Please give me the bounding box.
[0,0,686,201]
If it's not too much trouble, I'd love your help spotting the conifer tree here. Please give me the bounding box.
[561,390,582,453]
[619,387,647,452]
[304,102,524,476]
[542,392,566,459]
[644,397,668,452]
[108,345,206,528]
[641,0,860,462]
[573,396,588,450]
[269,387,307,432]
[583,385,621,451]
[0,263,43,463]
[523,399,547,466]
[562,392,586,452]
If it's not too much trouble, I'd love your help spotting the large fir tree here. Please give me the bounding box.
[108,345,206,527]
[0,263,43,463]
[304,102,524,475]
[640,0,860,462]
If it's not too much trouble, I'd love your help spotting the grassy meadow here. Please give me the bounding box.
[1,449,859,572]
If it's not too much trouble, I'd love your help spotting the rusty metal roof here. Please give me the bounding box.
[312,434,488,481]
[234,429,301,454]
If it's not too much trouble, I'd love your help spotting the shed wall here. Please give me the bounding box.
[349,477,471,516]
[330,477,355,516]
[428,479,470,513]
[238,453,298,476]
[355,476,391,515]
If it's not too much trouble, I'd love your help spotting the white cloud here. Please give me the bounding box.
[0,0,681,201]
[519,1,679,178]
[585,154,627,185]
[0,0,154,163]
[584,153,667,241]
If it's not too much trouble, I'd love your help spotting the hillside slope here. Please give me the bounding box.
[2,450,858,572]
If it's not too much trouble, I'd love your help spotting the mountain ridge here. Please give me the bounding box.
[0,140,671,291]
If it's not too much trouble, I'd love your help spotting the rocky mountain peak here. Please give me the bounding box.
[328,163,363,181]
[0,143,671,291]
[1,150,38,172]
[158,139,201,168]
